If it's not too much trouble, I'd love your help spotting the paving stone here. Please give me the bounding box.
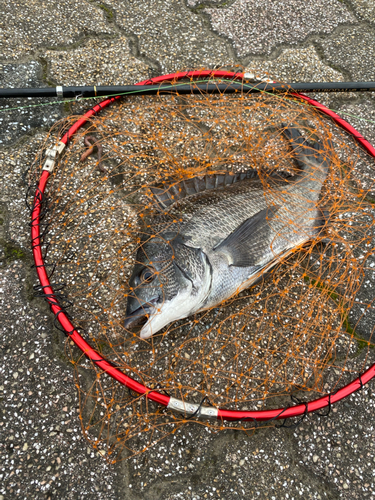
[315,25,375,81]
[119,371,375,499]
[46,37,151,86]
[348,0,375,23]
[245,45,345,83]
[0,138,118,499]
[104,0,235,73]
[0,261,118,499]
[0,0,114,60]
[204,0,357,57]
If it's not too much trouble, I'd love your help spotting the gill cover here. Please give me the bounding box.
[125,235,212,338]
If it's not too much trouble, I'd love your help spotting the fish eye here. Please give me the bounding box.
[140,267,155,284]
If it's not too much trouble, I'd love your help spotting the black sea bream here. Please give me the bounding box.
[124,126,331,339]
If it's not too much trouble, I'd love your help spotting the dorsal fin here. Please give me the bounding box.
[148,170,262,211]
[148,169,294,211]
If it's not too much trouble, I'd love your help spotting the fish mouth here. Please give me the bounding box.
[124,300,157,330]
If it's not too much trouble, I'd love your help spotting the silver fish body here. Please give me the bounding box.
[125,126,331,339]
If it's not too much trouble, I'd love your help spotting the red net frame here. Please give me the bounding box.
[30,70,375,422]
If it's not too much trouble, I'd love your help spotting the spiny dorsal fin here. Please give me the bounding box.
[149,170,261,211]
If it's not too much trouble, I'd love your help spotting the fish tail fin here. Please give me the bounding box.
[280,124,332,182]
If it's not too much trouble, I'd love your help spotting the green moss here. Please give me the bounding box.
[303,275,339,301]
[63,101,71,114]
[342,312,372,351]
[303,274,373,352]
[98,3,114,20]
[93,340,108,354]
[342,314,354,336]
[0,239,26,264]
[39,57,57,87]
[55,349,71,365]
[364,194,375,205]
[192,0,232,12]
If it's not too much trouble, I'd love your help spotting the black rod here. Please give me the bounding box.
[1,81,375,99]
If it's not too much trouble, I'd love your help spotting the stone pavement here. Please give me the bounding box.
[1,1,375,498]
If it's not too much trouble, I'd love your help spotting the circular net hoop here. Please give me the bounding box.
[29,70,375,461]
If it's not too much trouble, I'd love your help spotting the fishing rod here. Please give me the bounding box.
[1,81,375,99]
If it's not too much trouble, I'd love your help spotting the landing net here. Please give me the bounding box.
[29,73,375,461]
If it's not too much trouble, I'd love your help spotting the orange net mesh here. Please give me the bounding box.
[29,84,375,461]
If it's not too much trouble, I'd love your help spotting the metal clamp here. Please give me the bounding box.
[43,141,66,172]
[167,396,218,419]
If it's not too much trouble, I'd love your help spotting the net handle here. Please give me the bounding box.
[31,70,375,421]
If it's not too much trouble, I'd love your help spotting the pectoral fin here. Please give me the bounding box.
[214,206,279,267]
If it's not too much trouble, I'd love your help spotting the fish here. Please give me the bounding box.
[124,125,331,339]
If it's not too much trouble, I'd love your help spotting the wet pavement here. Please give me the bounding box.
[1,1,375,499]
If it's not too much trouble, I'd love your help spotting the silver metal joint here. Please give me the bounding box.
[42,141,66,172]
[56,86,63,97]
[243,72,273,83]
[243,72,256,80]
[167,396,218,419]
